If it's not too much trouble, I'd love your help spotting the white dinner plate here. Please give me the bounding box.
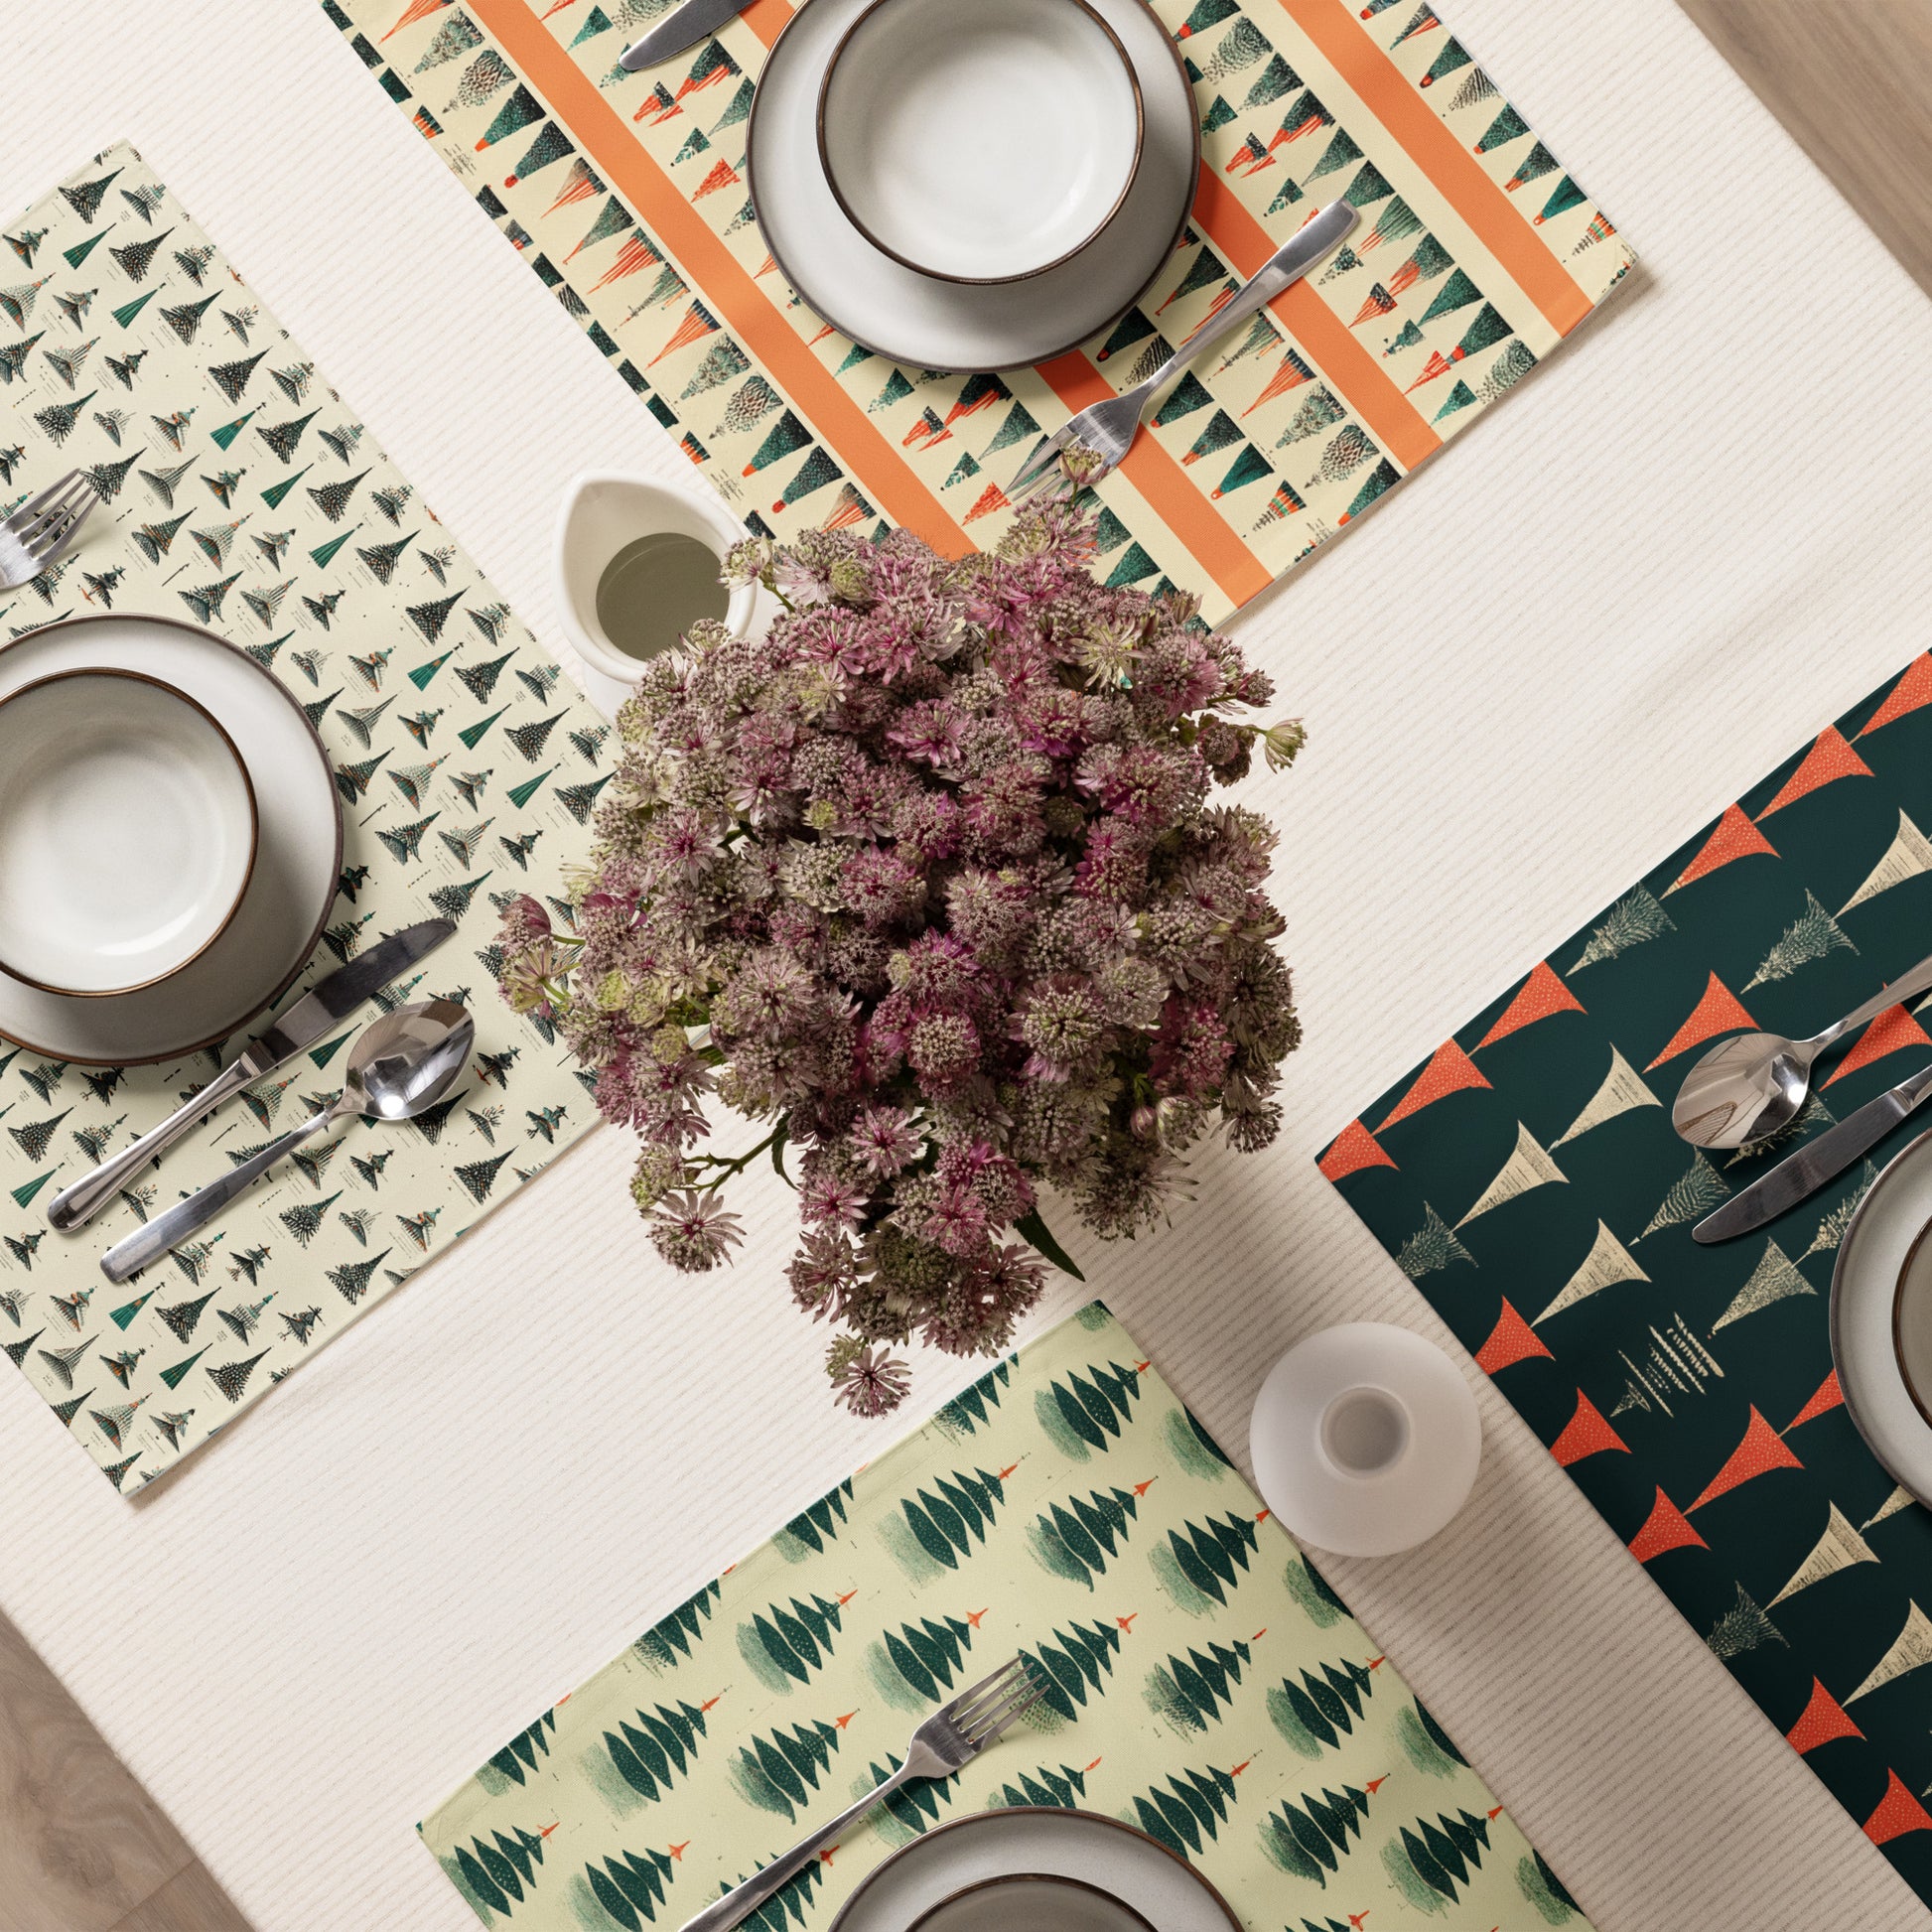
[0,668,259,997]
[749,0,1198,370]
[1831,1124,1932,1502]
[0,614,342,1065]
[829,1810,1239,1932]
[818,0,1145,285]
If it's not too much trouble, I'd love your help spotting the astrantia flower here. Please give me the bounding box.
[491,499,1301,1415]
[646,1190,744,1272]
[828,1339,912,1417]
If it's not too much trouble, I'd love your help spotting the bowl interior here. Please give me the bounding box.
[0,669,256,996]
[820,0,1142,283]
[907,1875,1153,1932]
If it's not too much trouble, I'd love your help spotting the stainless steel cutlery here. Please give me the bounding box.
[621,0,751,70]
[0,470,94,591]
[1009,200,1357,500]
[99,999,474,1283]
[1672,948,1932,1151]
[48,918,456,1232]
[676,1656,1045,1932]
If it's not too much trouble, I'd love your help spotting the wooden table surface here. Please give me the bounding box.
[3,3,1931,1929]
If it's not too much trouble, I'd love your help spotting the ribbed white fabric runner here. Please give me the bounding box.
[1,1,1928,1926]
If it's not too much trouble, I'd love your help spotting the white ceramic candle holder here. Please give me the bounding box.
[553,472,758,698]
[1248,1322,1480,1558]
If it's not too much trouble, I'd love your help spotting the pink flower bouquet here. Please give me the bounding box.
[496,502,1303,1415]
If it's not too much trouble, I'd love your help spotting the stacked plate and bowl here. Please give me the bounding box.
[0,614,342,1064]
[749,0,1200,368]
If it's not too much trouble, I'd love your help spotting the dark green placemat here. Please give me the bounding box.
[1324,651,1932,1899]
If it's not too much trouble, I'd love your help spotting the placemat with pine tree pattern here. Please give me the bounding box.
[0,144,611,1492]
[326,0,1632,625]
[421,1302,1590,1931]
[1323,651,1932,1903]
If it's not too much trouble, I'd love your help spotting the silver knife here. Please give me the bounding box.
[1691,1056,1932,1243]
[46,918,456,1234]
[621,0,749,69]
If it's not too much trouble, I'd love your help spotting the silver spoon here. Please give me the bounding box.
[100,1001,474,1284]
[1672,952,1932,1149]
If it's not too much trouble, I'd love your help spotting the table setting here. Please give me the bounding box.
[10,0,1932,1927]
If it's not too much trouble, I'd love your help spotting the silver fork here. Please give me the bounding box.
[0,470,94,590]
[1010,200,1358,500]
[677,1655,1045,1932]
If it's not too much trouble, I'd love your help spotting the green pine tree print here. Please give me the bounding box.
[858,1751,955,1848]
[633,1583,720,1672]
[1261,1781,1373,1885]
[1019,1618,1121,1727]
[884,1466,1007,1578]
[1034,1360,1143,1458]
[987,1759,1091,1810]
[1389,1806,1492,1907]
[727,1718,840,1823]
[1153,1509,1261,1612]
[865,1613,974,1710]
[451,1822,554,1919]
[1145,1635,1253,1732]
[772,1480,851,1561]
[581,1843,676,1931]
[1268,1656,1377,1757]
[1026,1484,1140,1589]
[482,1710,557,1792]
[737,1593,848,1694]
[604,1700,707,1806]
[1131,1760,1245,1859]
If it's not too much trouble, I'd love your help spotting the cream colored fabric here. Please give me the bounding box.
[0,0,1928,1926]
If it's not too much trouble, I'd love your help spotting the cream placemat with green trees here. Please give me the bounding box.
[422,1304,1587,1931]
[0,144,610,1491]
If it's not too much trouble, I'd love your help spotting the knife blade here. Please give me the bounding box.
[1691,1056,1932,1244]
[46,918,456,1233]
[621,0,749,70]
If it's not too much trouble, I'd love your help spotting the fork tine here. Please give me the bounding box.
[942,1655,1027,1717]
[11,469,79,525]
[946,1663,1037,1735]
[940,1657,1029,1728]
[15,475,90,545]
[1007,432,1066,498]
[961,1677,1048,1747]
[27,489,92,565]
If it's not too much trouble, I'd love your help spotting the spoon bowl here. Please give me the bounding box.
[1671,1030,1817,1150]
[100,999,475,1283]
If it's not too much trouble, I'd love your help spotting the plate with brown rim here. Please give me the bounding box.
[0,613,341,1065]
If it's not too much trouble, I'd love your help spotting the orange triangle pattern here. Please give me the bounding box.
[1475,961,1587,1051]
[1786,1677,1863,1755]
[1473,1299,1552,1374]
[1375,1040,1491,1133]
[1550,1390,1628,1467]
[1628,1486,1706,1564]
[1645,972,1758,1072]
[1860,652,1932,740]
[1865,1769,1932,1847]
[1786,1372,1845,1434]
[1688,1406,1805,1512]
[1317,1120,1397,1184]
[1666,803,1776,893]
[1755,727,1873,820]
[1823,1003,1932,1088]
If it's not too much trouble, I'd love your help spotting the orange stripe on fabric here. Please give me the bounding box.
[1190,171,1440,472]
[474,0,973,556]
[1268,0,1592,337]
[1035,351,1271,611]
[738,0,792,48]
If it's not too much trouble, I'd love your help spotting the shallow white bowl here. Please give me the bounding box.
[818,0,1144,284]
[0,667,258,997]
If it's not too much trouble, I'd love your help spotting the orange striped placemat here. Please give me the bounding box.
[327,0,1632,623]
